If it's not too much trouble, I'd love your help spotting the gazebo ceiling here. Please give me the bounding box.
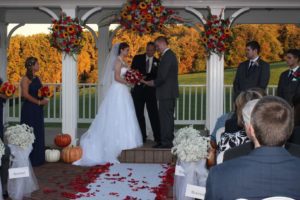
[0,0,299,24]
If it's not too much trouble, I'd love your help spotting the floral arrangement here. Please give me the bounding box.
[125,69,143,85]
[201,8,232,56]
[292,71,300,81]
[0,139,5,164]
[5,124,35,149]
[119,0,174,35]
[171,126,210,162]
[49,12,84,57]
[38,86,53,98]
[0,82,16,97]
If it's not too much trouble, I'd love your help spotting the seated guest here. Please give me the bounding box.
[224,99,300,161]
[288,94,300,145]
[217,88,266,154]
[205,96,300,199]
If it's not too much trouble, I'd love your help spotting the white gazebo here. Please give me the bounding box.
[0,0,299,143]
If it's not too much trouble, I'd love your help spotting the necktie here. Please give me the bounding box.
[247,61,254,75]
[288,70,294,79]
[146,58,150,73]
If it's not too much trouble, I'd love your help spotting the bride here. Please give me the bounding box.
[73,42,143,166]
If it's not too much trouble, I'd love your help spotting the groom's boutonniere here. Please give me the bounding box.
[153,62,158,67]
[292,71,300,81]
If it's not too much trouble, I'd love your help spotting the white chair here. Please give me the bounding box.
[262,197,295,200]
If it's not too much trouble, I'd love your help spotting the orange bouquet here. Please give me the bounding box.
[38,86,53,98]
[0,82,16,97]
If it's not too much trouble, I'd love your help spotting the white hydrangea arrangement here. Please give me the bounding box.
[171,126,210,162]
[5,124,35,149]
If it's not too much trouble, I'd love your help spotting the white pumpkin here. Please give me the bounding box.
[45,149,60,162]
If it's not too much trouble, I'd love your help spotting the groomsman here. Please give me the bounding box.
[142,36,179,148]
[131,42,160,144]
[233,41,270,101]
[277,49,300,105]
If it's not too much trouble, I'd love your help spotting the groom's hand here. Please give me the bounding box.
[141,79,154,87]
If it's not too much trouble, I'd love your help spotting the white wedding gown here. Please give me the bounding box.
[73,66,143,166]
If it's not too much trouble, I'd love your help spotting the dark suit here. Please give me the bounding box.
[206,147,300,200]
[223,142,300,161]
[233,58,270,100]
[131,54,160,142]
[277,67,300,105]
[288,126,300,145]
[154,49,179,146]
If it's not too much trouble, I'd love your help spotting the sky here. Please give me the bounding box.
[7,24,118,36]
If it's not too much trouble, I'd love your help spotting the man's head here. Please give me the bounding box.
[246,41,260,60]
[154,36,169,53]
[285,49,300,68]
[246,96,294,147]
[146,42,156,57]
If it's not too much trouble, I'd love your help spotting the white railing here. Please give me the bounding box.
[5,84,278,125]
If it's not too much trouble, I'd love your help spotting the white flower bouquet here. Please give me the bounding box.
[171,126,210,162]
[5,124,35,149]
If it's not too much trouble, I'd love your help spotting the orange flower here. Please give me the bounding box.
[154,7,161,13]
[155,13,161,18]
[212,28,218,33]
[121,12,128,18]
[141,15,147,20]
[63,32,69,38]
[224,43,230,48]
[127,15,132,21]
[134,21,140,26]
[146,14,152,20]
[202,37,208,43]
[67,26,75,34]
[53,24,59,31]
[139,2,147,10]
[224,28,230,34]
[132,27,137,32]
[145,27,152,33]
[5,90,12,97]
[158,24,164,30]
[74,40,80,45]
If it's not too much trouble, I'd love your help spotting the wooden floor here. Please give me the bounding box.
[119,140,176,164]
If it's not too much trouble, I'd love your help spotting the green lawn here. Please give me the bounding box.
[179,61,287,85]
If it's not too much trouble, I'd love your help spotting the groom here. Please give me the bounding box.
[131,42,161,144]
[143,36,179,148]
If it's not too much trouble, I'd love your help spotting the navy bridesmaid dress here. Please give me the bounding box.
[20,77,45,166]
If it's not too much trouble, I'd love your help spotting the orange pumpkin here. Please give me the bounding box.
[61,146,82,163]
[54,133,71,148]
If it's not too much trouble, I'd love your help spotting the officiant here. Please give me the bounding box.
[131,42,160,144]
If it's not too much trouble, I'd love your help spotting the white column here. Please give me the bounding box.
[0,22,8,124]
[205,7,225,133]
[61,6,78,144]
[97,25,109,105]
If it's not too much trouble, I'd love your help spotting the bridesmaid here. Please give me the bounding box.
[20,57,48,166]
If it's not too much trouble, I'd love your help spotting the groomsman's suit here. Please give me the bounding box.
[277,66,300,105]
[154,48,179,147]
[131,53,160,143]
[233,57,270,100]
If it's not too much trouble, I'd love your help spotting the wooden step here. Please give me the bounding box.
[119,141,176,164]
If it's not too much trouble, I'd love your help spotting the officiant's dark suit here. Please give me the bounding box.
[233,41,270,101]
[131,43,160,143]
[153,37,179,148]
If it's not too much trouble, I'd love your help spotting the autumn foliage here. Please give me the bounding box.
[6,24,300,84]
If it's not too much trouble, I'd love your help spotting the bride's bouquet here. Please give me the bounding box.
[5,124,35,149]
[125,69,143,85]
[38,86,53,99]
